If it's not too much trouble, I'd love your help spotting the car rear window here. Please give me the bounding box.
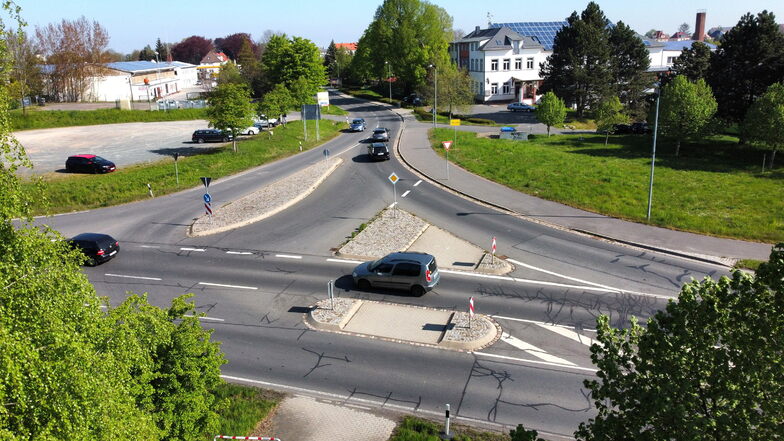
[372,146,387,153]
[428,258,437,273]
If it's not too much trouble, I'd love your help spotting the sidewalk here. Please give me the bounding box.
[390,108,773,263]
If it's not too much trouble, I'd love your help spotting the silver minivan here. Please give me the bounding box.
[352,252,440,296]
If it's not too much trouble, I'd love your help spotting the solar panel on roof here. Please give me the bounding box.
[491,21,568,50]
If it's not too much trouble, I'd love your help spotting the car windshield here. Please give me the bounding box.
[352,119,363,124]
[93,156,107,162]
[368,259,383,271]
[374,129,385,133]
[372,146,386,153]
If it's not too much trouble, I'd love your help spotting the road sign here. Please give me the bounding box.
[173,152,179,161]
[205,202,212,216]
[200,177,212,189]
[442,141,452,150]
[469,296,475,317]
[388,172,399,184]
[492,236,497,254]
[203,193,211,203]
[450,119,461,126]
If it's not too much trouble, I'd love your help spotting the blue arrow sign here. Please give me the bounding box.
[203,193,211,203]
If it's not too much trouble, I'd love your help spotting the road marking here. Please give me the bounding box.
[104,273,162,281]
[413,180,422,187]
[275,254,302,259]
[500,332,576,365]
[388,202,397,209]
[180,247,205,252]
[401,190,411,198]
[139,245,160,248]
[472,351,597,373]
[326,258,363,264]
[184,314,225,322]
[226,251,253,255]
[492,315,597,332]
[198,282,257,290]
[439,269,613,292]
[534,322,597,347]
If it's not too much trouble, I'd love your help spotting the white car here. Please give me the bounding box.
[255,115,278,128]
[239,126,260,135]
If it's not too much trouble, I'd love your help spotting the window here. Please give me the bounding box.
[666,56,677,65]
[515,58,522,70]
[491,59,498,71]
[491,83,498,94]
[503,82,510,94]
[503,59,510,70]
[392,263,421,277]
[526,57,534,69]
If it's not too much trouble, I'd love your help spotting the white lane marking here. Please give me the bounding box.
[139,245,160,248]
[492,315,597,332]
[275,254,302,259]
[439,269,612,292]
[226,251,253,255]
[104,273,162,281]
[500,332,576,365]
[401,190,411,198]
[184,314,225,322]
[388,202,397,209]
[180,247,205,252]
[198,282,258,290]
[507,258,628,293]
[472,351,597,373]
[326,258,363,264]
[34,210,88,219]
[413,180,422,187]
[535,322,596,347]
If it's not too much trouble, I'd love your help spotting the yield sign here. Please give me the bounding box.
[388,172,399,184]
[442,141,452,150]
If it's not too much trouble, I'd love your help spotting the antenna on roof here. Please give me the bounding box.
[487,12,493,27]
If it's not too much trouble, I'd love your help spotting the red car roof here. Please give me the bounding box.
[70,154,96,159]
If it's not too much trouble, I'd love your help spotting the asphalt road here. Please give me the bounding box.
[33,91,729,437]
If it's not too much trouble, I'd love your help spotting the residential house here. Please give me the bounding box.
[335,42,357,54]
[198,50,229,82]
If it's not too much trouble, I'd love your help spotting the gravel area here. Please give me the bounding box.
[190,157,342,236]
[309,298,361,328]
[337,208,428,259]
[442,311,501,350]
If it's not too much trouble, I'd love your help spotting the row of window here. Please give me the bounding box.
[464,57,536,72]
[489,81,512,95]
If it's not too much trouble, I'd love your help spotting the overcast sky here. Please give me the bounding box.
[14,0,782,53]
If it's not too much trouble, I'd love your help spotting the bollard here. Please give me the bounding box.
[440,403,452,439]
[146,183,154,198]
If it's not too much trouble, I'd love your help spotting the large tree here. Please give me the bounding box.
[576,244,784,440]
[259,83,294,121]
[657,75,717,157]
[171,35,213,65]
[743,82,784,169]
[607,21,651,119]
[671,41,712,82]
[206,83,256,152]
[154,37,170,61]
[6,28,43,113]
[708,10,784,123]
[417,63,473,117]
[260,34,324,99]
[236,38,262,95]
[215,32,257,61]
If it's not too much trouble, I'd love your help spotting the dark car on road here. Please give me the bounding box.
[65,154,116,174]
[69,233,120,266]
[507,102,536,112]
[350,118,366,132]
[403,94,423,106]
[192,129,234,143]
[352,252,440,296]
[367,142,390,161]
[371,127,390,142]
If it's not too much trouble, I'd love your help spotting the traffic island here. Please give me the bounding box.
[304,298,500,352]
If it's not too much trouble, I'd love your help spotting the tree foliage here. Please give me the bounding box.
[576,243,784,440]
[657,75,717,157]
[417,63,473,117]
[259,83,294,120]
[215,32,257,61]
[236,39,262,96]
[742,82,784,168]
[206,82,256,151]
[138,44,155,61]
[535,91,566,137]
[6,27,42,113]
[171,35,213,65]
[595,96,629,145]
[154,38,169,61]
[260,34,324,98]
[671,41,712,82]
[608,21,651,119]
[708,10,784,123]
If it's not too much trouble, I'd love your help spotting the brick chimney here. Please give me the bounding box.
[694,10,706,41]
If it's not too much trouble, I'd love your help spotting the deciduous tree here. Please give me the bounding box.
[171,35,213,65]
[595,96,629,145]
[236,39,262,94]
[206,82,256,152]
[259,83,294,121]
[261,34,324,98]
[742,82,784,168]
[215,32,256,61]
[417,63,473,118]
[657,75,717,157]
[535,91,566,137]
[6,27,43,113]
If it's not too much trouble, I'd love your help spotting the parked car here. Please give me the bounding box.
[631,122,651,134]
[371,127,390,142]
[68,233,120,266]
[507,102,536,112]
[350,118,366,132]
[403,94,423,106]
[239,126,260,135]
[65,154,116,174]
[367,142,390,161]
[612,124,633,134]
[192,129,233,143]
[255,115,278,128]
[352,252,440,296]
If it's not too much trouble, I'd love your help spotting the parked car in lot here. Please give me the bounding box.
[352,252,440,296]
[239,126,260,135]
[367,142,390,161]
[630,122,651,134]
[255,115,278,128]
[192,129,233,143]
[68,233,120,266]
[507,102,536,112]
[65,154,116,173]
[371,127,390,142]
[350,118,366,132]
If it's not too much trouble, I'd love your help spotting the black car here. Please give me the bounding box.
[192,129,234,143]
[69,233,120,266]
[65,155,116,174]
[631,122,651,134]
[367,142,390,161]
[371,127,390,142]
[612,124,633,134]
[403,94,423,106]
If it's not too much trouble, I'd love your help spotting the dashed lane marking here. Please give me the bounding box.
[185,314,225,322]
[198,282,257,290]
[388,202,397,209]
[275,254,303,259]
[326,258,363,264]
[104,273,162,281]
[180,247,205,252]
[226,251,253,255]
[401,190,411,198]
[413,180,422,187]
[139,245,160,248]
[499,332,577,365]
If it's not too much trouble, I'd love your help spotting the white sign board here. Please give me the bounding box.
[317,91,330,107]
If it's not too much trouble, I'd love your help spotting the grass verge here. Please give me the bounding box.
[11,107,209,131]
[24,120,344,215]
[412,108,497,126]
[735,259,764,271]
[429,128,783,243]
[207,382,282,440]
[390,416,508,441]
[321,105,348,116]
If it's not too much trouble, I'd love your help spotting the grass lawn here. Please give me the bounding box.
[563,110,597,130]
[206,382,282,440]
[24,120,344,215]
[11,107,209,131]
[430,128,783,243]
[321,104,348,116]
[390,416,509,441]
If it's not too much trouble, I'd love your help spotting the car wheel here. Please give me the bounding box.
[197,138,205,144]
[222,137,228,142]
[410,285,426,297]
[357,279,371,290]
[86,256,97,267]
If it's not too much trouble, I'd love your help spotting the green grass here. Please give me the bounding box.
[11,107,209,131]
[412,108,497,126]
[563,110,597,130]
[321,105,348,116]
[24,120,344,215]
[430,128,784,243]
[735,259,764,271]
[391,416,508,441]
[207,382,282,440]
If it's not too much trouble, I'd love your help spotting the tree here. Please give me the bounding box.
[535,91,566,137]
[510,424,546,441]
[171,35,213,64]
[324,40,337,71]
[671,41,712,82]
[206,83,256,152]
[138,44,155,61]
[356,0,453,94]
[35,16,110,102]
[236,39,262,94]
[259,83,294,121]
[216,60,244,86]
[541,2,612,116]
[417,63,473,117]
[154,38,169,61]
[576,243,784,441]
[708,10,784,124]
[657,75,717,157]
[215,32,256,61]
[6,28,43,113]
[742,82,784,168]
[678,22,691,34]
[595,96,629,145]
[607,21,651,119]
[644,29,658,39]
[289,75,314,107]
[260,34,325,98]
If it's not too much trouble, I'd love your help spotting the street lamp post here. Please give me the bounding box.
[429,64,437,129]
[154,51,163,110]
[647,84,661,221]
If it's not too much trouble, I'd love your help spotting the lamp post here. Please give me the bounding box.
[647,83,661,221]
[429,64,437,129]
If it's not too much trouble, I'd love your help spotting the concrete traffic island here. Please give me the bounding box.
[304,298,500,352]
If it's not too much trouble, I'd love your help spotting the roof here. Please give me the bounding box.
[457,26,542,50]
[490,21,569,50]
[105,60,195,73]
[335,42,357,51]
[200,50,228,64]
[644,39,717,51]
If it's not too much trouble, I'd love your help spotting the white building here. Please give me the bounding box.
[644,39,717,73]
[83,61,198,102]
